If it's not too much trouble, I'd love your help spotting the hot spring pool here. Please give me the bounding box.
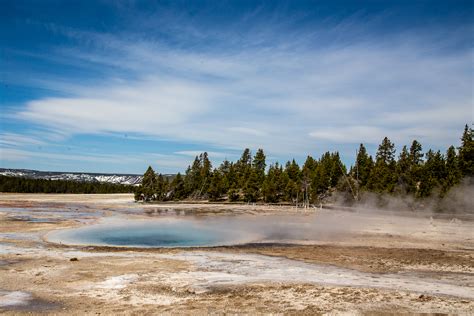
[47,219,255,248]
[47,213,326,248]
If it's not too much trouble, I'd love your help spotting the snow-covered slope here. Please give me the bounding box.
[0,168,143,185]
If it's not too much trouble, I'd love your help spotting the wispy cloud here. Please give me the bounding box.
[0,133,46,147]
[0,147,200,173]
[0,148,142,164]
[175,151,236,159]
[3,4,473,171]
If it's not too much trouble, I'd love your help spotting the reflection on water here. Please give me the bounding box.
[0,206,104,224]
[7,215,60,223]
[143,208,204,217]
[1,202,355,248]
[46,212,347,248]
[48,219,252,247]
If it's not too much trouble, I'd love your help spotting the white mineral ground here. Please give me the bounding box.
[0,193,473,314]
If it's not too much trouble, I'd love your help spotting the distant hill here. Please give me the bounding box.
[0,168,144,186]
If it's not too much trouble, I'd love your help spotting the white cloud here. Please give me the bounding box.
[7,15,473,168]
[0,133,46,147]
[17,77,216,136]
[0,147,196,173]
[309,126,385,144]
[227,127,268,137]
[174,151,236,159]
[0,147,142,164]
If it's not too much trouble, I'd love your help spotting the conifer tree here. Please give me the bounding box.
[409,140,424,165]
[329,152,345,188]
[407,140,424,194]
[208,169,224,201]
[252,149,266,184]
[218,159,232,194]
[155,173,167,200]
[367,137,397,193]
[185,156,202,196]
[418,150,446,197]
[170,173,185,200]
[459,124,473,177]
[262,164,278,202]
[199,152,212,195]
[354,144,373,188]
[141,166,157,201]
[313,152,332,194]
[284,160,301,202]
[302,156,317,180]
[396,145,411,193]
[443,145,461,193]
[236,148,252,188]
[285,159,300,182]
[302,156,317,202]
[243,169,261,202]
[242,149,266,202]
[129,125,470,204]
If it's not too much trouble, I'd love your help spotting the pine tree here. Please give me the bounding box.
[409,140,424,165]
[302,156,317,180]
[313,152,332,195]
[377,137,396,164]
[354,144,373,188]
[141,166,157,201]
[283,160,301,202]
[396,145,411,193]
[252,149,266,185]
[199,152,212,196]
[443,145,461,194]
[241,149,266,202]
[459,124,473,177]
[155,173,168,201]
[170,173,185,200]
[243,169,260,202]
[284,178,299,203]
[225,159,240,202]
[285,159,300,182]
[185,156,202,196]
[367,137,397,193]
[142,166,156,187]
[227,187,239,202]
[329,152,345,188]
[218,159,232,194]
[274,163,286,201]
[407,140,424,195]
[302,156,317,202]
[262,164,278,203]
[418,150,446,197]
[208,169,224,201]
[236,148,252,189]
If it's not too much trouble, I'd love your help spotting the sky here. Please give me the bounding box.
[1,0,473,174]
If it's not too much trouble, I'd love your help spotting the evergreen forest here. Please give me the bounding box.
[0,176,134,194]
[135,125,473,205]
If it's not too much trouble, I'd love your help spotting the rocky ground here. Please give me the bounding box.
[0,193,473,315]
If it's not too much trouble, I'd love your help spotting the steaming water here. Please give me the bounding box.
[46,212,363,248]
[47,218,260,247]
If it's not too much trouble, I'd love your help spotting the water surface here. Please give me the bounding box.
[48,218,257,247]
[46,212,353,248]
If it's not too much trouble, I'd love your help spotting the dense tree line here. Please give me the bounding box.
[0,176,134,194]
[135,125,473,204]
[353,125,473,198]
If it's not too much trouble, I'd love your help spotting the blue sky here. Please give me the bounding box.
[1,0,473,174]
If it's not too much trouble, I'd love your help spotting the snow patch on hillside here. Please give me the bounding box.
[0,168,143,185]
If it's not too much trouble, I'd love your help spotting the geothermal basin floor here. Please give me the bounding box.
[0,193,473,314]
